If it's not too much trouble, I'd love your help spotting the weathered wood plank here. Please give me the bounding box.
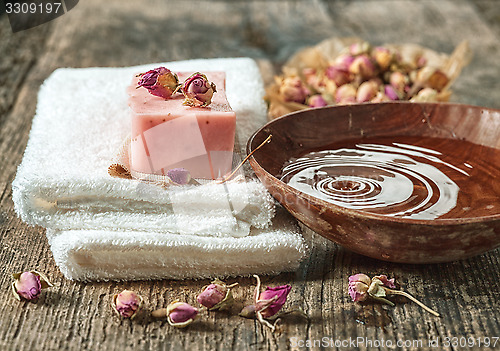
[0,1,499,350]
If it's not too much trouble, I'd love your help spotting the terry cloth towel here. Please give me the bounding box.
[12,58,307,280]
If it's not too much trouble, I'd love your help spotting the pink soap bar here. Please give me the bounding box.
[128,72,236,179]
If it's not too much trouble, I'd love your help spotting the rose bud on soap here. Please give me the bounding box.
[167,168,192,185]
[11,271,53,301]
[112,290,143,319]
[137,67,180,99]
[181,72,217,107]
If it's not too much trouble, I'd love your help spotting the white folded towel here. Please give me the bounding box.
[13,58,307,280]
[46,207,305,281]
[13,58,274,238]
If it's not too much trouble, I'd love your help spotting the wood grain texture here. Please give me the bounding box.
[1,1,499,350]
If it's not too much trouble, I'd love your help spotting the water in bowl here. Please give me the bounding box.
[280,136,500,220]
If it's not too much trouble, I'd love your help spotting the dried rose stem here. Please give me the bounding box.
[386,289,440,317]
[252,275,278,332]
[217,135,272,184]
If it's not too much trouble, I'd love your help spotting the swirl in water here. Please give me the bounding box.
[280,141,469,220]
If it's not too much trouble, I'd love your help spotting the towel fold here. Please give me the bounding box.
[47,207,306,281]
[13,58,307,280]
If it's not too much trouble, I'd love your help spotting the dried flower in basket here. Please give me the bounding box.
[265,37,472,119]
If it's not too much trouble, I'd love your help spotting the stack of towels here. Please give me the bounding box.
[12,58,307,281]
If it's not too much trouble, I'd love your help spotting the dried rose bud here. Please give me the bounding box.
[137,67,180,99]
[239,275,294,331]
[335,84,357,104]
[325,65,351,87]
[349,54,377,80]
[333,54,355,70]
[167,168,192,185]
[356,80,379,102]
[11,271,53,301]
[258,285,292,318]
[410,87,438,102]
[389,71,409,92]
[370,92,390,103]
[167,301,198,328]
[112,290,143,318]
[384,85,400,101]
[308,94,328,108]
[302,68,325,92]
[181,72,217,107]
[197,278,237,310]
[348,273,371,302]
[279,76,310,104]
[349,41,371,56]
[372,47,393,71]
[348,273,440,317]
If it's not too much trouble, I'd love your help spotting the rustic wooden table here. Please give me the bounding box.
[1,1,500,350]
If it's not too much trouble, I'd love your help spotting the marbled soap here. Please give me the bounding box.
[127,72,236,179]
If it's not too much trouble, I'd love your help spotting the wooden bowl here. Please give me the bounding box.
[247,102,500,263]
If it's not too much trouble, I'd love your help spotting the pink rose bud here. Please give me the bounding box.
[279,76,310,104]
[167,301,198,328]
[308,94,328,108]
[349,41,371,56]
[12,271,53,301]
[348,273,371,302]
[356,81,379,102]
[302,68,324,91]
[15,272,41,300]
[333,54,355,70]
[335,84,357,104]
[372,46,393,70]
[258,285,292,318]
[370,92,390,103]
[167,168,192,185]
[113,290,142,318]
[389,71,409,92]
[349,54,377,80]
[410,88,438,102]
[197,283,226,309]
[325,65,351,87]
[181,72,217,107]
[196,278,237,310]
[137,67,180,99]
[384,85,400,101]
